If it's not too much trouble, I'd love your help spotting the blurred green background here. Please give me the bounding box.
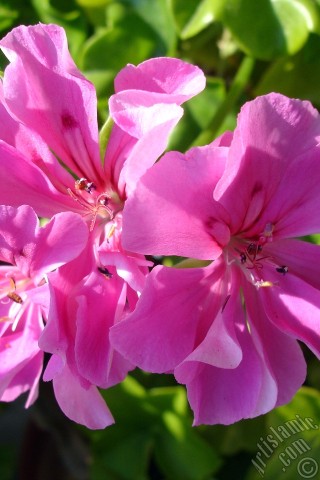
[0,0,320,479]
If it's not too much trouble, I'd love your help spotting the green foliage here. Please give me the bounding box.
[87,376,221,479]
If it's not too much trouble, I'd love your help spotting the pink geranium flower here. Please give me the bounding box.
[0,205,88,409]
[111,93,320,425]
[0,24,205,427]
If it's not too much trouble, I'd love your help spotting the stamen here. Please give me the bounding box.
[75,178,96,194]
[67,188,114,231]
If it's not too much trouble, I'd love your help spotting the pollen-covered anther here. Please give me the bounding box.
[75,178,96,194]
[67,188,115,231]
[254,279,275,289]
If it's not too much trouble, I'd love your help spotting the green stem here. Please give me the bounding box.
[192,56,255,147]
[99,115,114,163]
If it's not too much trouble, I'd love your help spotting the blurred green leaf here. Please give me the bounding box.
[154,412,221,480]
[76,0,111,6]
[88,376,222,480]
[172,0,222,40]
[129,0,177,55]
[169,76,226,151]
[0,4,19,32]
[81,15,157,71]
[246,387,320,480]
[220,0,319,59]
[255,34,320,106]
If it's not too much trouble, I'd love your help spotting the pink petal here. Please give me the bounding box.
[52,364,114,429]
[175,322,278,425]
[0,80,74,191]
[260,267,320,359]
[0,304,43,403]
[39,246,97,360]
[1,352,43,408]
[75,270,132,388]
[0,205,38,269]
[30,212,89,282]
[0,24,103,185]
[122,144,230,259]
[214,93,320,236]
[0,141,79,217]
[114,57,206,103]
[244,283,306,407]
[98,250,149,293]
[183,269,243,369]
[265,239,320,290]
[110,262,226,373]
[108,96,183,195]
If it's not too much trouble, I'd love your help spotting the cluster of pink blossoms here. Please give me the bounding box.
[1,23,320,429]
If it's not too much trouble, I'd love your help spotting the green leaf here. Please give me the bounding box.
[154,412,221,480]
[168,76,226,152]
[0,4,19,32]
[172,0,223,39]
[75,0,111,6]
[129,0,177,55]
[92,431,153,480]
[255,33,320,105]
[220,0,319,59]
[80,14,157,73]
[246,387,320,480]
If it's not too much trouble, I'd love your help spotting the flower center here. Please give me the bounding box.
[228,223,288,289]
[67,178,123,231]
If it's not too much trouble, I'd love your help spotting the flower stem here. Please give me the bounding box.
[192,56,255,146]
[99,116,114,163]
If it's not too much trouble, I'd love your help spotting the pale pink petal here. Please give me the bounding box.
[214,93,320,236]
[107,57,205,194]
[0,205,38,268]
[1,352,43,407]
[260,267,320,358]
[110,262,226,373]
[0,81,74,191]
[0,141,79,217]
[122,145,230,259]
[52,364,114,429]
[183,269,243,369]
[75,270,132,388]
[265,239,320,290]
[39,247,97,360]
[257,147,320,238]
[0,24,103,185]
[0,304,43,402]
[114,57,206,103]
[42,354,65,381]
[30,212,89,283]
[99,250,150,293]
[244,283,306,407]
[102,124,136,197]
[175,322,277,425]
[108,96,183,195]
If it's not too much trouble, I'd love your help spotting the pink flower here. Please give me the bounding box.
[0,24,205,427]
[111,93,320,425]
[0,205,88,409]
